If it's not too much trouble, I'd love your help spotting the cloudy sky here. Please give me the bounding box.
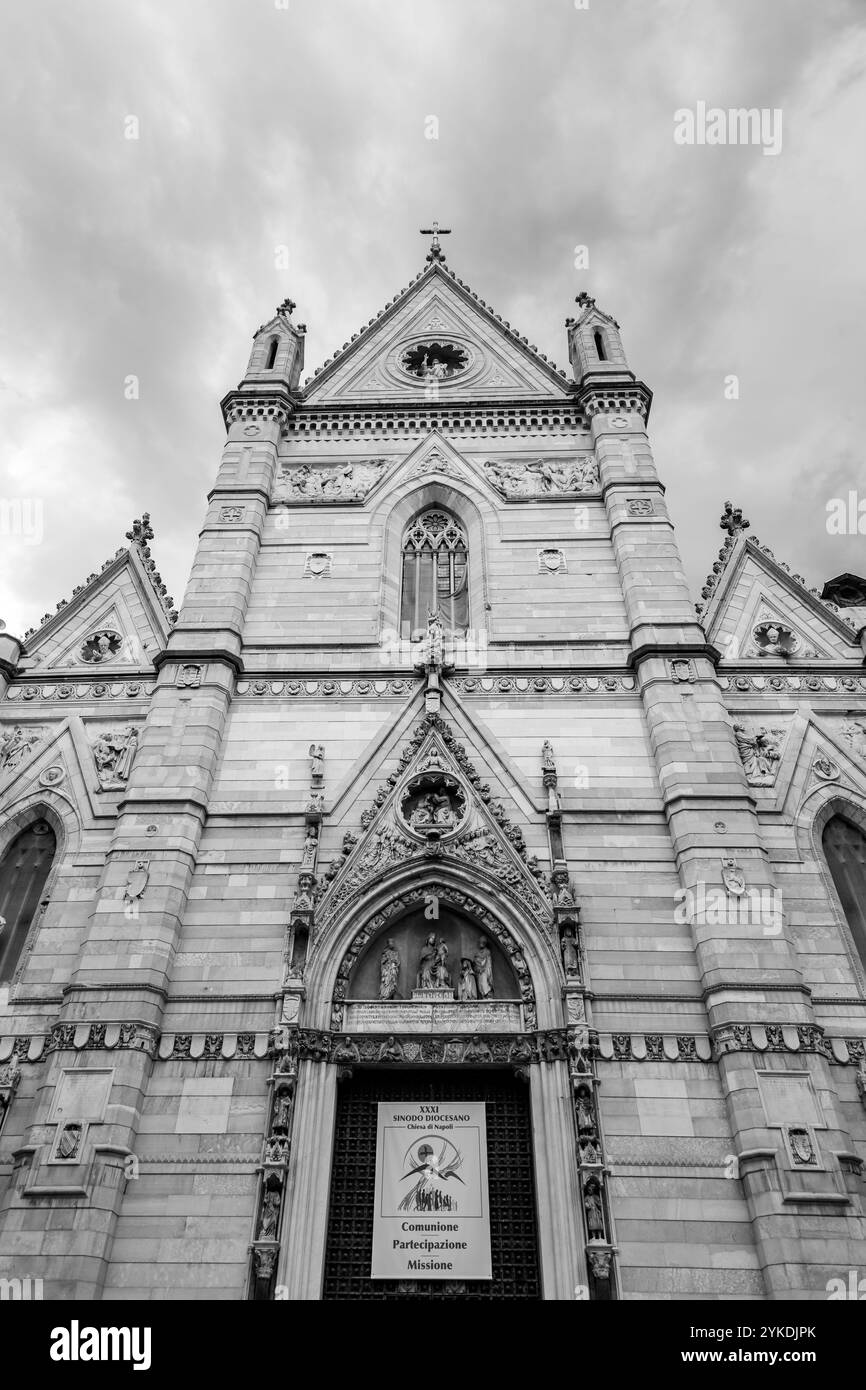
[1,0,864,639]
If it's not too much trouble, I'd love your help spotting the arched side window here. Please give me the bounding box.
[266,337,279,370]
[0,820,57,983]
[822,814,866,971]
[593,329,606,361]
[400,510,469,639]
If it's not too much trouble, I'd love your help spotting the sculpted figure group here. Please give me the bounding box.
[376,932,495,1001]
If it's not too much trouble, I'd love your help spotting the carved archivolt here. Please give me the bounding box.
[329,880,538,1032]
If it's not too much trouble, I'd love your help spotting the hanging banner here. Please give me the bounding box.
[371,1101,491,1280]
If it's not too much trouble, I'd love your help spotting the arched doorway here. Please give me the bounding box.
[822,814,866,972]
[0,819,56,983]
[322,1067,540,1300]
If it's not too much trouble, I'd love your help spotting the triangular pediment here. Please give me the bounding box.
[303,263,572,405]
[705,537,861,664]
[19,549,170,675]
[315,712,553,934]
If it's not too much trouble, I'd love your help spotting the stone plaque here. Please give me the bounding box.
[175,1079,234,1134]
[756,1072,823,1128]
[50,1069,113,1122]
[345,1001,521,1034]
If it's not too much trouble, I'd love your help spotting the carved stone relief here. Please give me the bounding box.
[483,455,599,497]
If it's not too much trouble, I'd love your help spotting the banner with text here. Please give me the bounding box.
[372,1101,491,1280]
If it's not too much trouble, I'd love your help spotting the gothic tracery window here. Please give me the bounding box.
[822,814,866,973]
[400,510,469,639]
[0,820,57,984]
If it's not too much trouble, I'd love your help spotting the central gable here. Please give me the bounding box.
[303,264,573,406]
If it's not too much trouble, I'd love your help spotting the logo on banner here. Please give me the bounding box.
[398,1136,465,1213]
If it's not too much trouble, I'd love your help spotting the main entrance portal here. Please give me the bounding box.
[322,1069,541,1300]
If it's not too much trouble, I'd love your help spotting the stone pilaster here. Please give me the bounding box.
[593,406,865,1297]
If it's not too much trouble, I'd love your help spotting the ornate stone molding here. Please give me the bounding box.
[222,397,292,427]
[287,408,586,441]
[43,1021,159,1057]
[710,1022,859,1061]
[233,674,640,698]
[5,681,153,702]
[288,1027,571,1065]
[315,715,552,942]
[720,673,866,693]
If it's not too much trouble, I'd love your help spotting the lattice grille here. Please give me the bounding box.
[322,1070,540,1300]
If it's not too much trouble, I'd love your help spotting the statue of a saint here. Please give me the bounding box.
[434,938,452,989]
[308,743,325,780]
[379,939,401,1000]
[416,933,437,989]
[458,958,478,1001]
[541,740,556,776]
[584,1184,604,1240]
[425,610,444,669]
[551,868,575,907]
[473,937,494,999]
[561,927,580,976]
[258,1187,281,1241]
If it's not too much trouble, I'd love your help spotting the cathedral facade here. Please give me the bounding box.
[1,237,865,1301]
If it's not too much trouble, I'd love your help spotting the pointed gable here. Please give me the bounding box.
[18,519,176,675]
[316,711,553,936]
[303,261,573,406]
[700,531,861,664]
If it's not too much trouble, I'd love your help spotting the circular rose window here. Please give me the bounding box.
[400,341,468,381]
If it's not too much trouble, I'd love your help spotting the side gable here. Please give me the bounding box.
[16,518,176,677]
[701,533,861,664]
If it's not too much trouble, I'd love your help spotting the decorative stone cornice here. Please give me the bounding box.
[576,381,652,422]
[4,1025,864,1066]
[234,674,641,699]
[287,404,586,440]
[219,392,294,432]
[5,679,154,703]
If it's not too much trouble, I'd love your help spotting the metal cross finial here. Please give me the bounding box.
[420,221,452,263]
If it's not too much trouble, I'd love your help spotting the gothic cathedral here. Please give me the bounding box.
[1,235,865,1300]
